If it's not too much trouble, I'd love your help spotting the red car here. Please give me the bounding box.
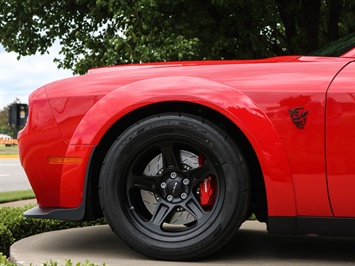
[19,34,355,260]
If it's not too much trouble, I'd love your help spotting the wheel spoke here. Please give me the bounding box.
[188,162,214,184]
[150,202,173,226]
[129,173,160,192]
[161,145,180,171]
[185,198,205,219]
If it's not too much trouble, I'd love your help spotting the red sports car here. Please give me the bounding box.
[19,34,355,260]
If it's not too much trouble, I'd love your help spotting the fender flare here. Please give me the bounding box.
[69,76,296,217]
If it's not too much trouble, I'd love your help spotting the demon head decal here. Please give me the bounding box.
[289,107,308,129]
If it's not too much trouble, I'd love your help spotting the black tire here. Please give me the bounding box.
[99,113,250,260]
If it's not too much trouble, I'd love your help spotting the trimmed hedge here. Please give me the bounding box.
[0,223,14,259]
[0,254,107,266]
[0,205,106,258]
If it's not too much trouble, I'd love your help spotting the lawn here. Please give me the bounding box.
[0,145,19,156]
[0,190,35,203]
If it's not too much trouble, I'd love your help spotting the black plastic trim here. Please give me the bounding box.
[268,216,355,237]
[23,205,86,221]
[297,217,355,237]
[267,216,296,234]
[23,146,97,221]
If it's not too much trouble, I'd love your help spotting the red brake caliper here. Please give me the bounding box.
[198,155,216,210]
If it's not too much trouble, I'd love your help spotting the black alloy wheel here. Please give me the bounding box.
[99,113,250,260]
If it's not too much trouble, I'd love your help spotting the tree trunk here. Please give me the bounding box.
[328,0,343,41]
[299,0,322,53]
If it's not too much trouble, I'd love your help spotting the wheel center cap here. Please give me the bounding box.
[167,180,183,196]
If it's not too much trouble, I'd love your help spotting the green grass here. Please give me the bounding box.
[0,145,18,155]
[0,190,35,203]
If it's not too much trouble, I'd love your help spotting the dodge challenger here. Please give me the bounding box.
[19,33,355,260]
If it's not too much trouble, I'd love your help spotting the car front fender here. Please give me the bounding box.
[69,76,296,217]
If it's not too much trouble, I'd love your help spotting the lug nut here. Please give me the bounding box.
[183,178,190,185]
[170,172,177,179]
[160,182,167,189]
[181,192,188,199]
[167,195,173,202]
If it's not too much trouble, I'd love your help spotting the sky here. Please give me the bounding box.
[0,43,73,110]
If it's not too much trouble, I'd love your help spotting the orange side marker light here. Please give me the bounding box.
[47,157,82,164]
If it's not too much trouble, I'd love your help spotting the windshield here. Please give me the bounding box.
[309,33,355,57]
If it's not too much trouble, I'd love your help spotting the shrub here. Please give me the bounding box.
[0,224,14,261]
[0,254,106,266]
[0,252,16,266]
[0,205,106,257]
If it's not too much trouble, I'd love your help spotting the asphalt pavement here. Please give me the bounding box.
[0,157,31,192]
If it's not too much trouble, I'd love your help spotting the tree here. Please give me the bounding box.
[0,0,354,75]
[0,106,15,138]
[0,99,25,138]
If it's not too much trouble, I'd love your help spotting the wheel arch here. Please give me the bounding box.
[80,77,295,220]
[86,102,271,222]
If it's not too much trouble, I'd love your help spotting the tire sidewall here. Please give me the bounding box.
[99,114,249,258]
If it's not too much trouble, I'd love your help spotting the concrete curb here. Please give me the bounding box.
[0,199,37,207]
[10,221,355,266]
[10,222,269,266]
[0,155,19,159]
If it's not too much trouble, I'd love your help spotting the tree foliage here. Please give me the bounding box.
[0,0,354,74]
[0,99,24,138]
[0,107,14,137]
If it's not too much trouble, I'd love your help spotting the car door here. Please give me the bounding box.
[326,61,355,217]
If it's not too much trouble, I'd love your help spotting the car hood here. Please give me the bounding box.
[87,56,301,75]
[42,55,353,104]
[38,55,353,144]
